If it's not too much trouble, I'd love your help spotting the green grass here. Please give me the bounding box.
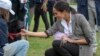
[27,16,100,56]
[27,37,53,56]
[27,16,53,56]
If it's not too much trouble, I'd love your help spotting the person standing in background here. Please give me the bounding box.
[76,0,100,55]
[33,0,49,32]
[47,0,55,26]
[29,0,35,19]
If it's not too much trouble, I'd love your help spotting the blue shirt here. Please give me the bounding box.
[0,16,8,46]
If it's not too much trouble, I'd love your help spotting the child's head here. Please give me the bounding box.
[0,0,15,21]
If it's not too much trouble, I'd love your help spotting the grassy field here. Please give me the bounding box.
[27,17,100,56]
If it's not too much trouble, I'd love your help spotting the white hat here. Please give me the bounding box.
[0,0,15,15]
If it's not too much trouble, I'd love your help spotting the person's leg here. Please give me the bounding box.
[63,42,79,56]
[33,4,41,32]
[47,1,54,26]
[48,7,54,26]
[52,40,79,56]
[45,48,59,56]
[29,0,35,19]
[93,8,98,55]
[30,7,34,19]
[3,39,29,56]
[41,9,49,30]
[88,8,97,54]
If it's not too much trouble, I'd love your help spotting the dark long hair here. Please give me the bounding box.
[54,1,77,14]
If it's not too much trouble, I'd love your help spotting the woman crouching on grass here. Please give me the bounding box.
[21,1,95,56]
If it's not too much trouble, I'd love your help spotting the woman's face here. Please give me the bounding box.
[53,8,66,20]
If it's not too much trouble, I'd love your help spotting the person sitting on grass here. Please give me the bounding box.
[21,1,95,56]
[0,0,29,56]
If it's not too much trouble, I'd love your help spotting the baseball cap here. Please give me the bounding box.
[0,0,15,15]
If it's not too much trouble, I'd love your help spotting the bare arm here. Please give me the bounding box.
[68,14,92,45]
[71,38,88,45]
[26,31,47,37]
[21,29,48,38]
[62,36,88,45]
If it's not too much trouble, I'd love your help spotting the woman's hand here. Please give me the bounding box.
[20,29,28,36]
[61,36,75,43]
[61,35,68,43]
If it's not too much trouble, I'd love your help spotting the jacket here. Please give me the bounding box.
[0,16,8,56]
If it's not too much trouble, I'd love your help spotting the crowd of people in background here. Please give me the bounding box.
[0,0,100,56]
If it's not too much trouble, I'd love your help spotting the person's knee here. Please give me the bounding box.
[20,40,29,48]
[45,49,50,56]
[52,40,61,48]
[45,48,54,56]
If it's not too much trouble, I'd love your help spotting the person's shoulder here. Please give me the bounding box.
[74,13,86,20]
[73,13,88,24]
[75,13,85,18]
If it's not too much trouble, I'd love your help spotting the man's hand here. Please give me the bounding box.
[41,3,47,12]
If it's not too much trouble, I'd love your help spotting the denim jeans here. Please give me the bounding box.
[3,39,29,56]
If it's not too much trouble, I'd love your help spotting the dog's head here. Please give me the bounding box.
[8,19,21,33]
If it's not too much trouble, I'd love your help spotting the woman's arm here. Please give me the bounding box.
[78,14,94,45]
[21,21,59,37]
[62,36,88,45]
[26,31,47,37]
[21,29,47,37]
[70,38,88,45]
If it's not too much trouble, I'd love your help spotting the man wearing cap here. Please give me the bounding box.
[0,0,29,56]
